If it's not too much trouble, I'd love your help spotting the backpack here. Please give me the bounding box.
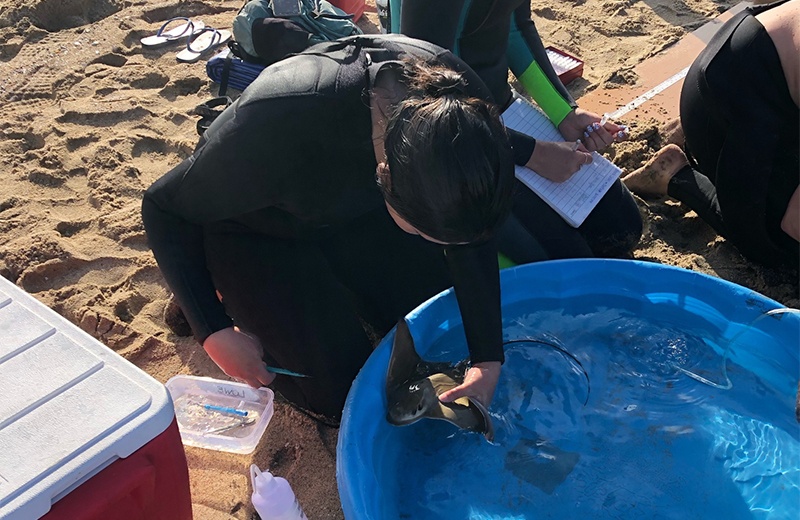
[231,0,362,64]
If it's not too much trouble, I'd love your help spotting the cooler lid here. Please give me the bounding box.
[0,276,175,520]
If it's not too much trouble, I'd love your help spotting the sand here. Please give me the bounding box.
[0,1,795,519]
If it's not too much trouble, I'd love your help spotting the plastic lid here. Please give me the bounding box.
[0,274,173,520]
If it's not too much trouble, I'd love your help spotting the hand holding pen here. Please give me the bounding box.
[581,113,628,151]
[204,327,312,388]
[558,108,628,152]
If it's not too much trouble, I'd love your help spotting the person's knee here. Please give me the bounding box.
[593,227,642,258]
[593,184,644,257]
[272,378,348,423]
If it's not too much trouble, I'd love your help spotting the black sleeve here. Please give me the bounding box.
[510,2,577,108]
[399,0,467,51]
[507,128,536,165]
[141,95,321,344]
[444,241,504,365]
[141,158,233,343]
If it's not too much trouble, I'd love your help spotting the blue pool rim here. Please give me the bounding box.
[336,258,799,518]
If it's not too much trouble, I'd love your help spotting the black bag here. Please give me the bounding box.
[231,0,363,65]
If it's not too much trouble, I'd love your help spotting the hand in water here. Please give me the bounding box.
[438,361,501,408]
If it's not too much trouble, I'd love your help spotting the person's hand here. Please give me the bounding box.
[781,185,800,241]
[438,361,501,408]
[203,327,276,388]
[526,139,593,183]
[558,108,628,152]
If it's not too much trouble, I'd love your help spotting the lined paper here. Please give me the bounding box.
[502,96,622,228]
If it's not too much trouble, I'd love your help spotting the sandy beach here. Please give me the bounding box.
[0,0,796,518]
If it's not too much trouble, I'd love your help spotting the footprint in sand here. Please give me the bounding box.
[18,255,125,293]
[268,443,303,478]
[56,219,92,238]
[97,205,150,249]
[112,292,148,323]
[65,132,100,151]
[28,169,68,188]
[2,0,125,31]
[1,128,46,153]
[91,52,128,68]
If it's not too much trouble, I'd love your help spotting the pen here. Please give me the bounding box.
[265,364,312,378]
[203,404,249,416]
[599,113,628,139]
[571,139,581,152]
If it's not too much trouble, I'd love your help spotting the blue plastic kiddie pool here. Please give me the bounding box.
[337,259,799,520]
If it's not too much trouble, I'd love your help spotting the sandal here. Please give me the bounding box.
[194,96,233,136]
[176,27,232,63]
[140,17,206,48]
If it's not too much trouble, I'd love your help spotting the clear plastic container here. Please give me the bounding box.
[165,375,274,454]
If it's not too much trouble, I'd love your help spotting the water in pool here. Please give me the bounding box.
[387,299,799,519]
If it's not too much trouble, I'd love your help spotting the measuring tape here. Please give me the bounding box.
[605,65,691,121]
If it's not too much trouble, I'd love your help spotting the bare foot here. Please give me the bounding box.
[659,117,684,147]
[622,144,689,197]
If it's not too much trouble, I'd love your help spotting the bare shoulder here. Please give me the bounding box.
[755,0,800,34]
[756,0,800,106]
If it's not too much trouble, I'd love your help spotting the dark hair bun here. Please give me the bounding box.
[424,69,467,98]
[403,59,468,99]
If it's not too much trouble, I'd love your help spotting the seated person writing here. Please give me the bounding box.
[397,0,642,263]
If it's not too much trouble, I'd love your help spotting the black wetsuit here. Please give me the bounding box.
[673,0,799,266]
[142,35,640,417]
[395,0,577,123]
[396,0,642,263]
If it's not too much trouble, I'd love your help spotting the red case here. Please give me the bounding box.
[546,46,585,85]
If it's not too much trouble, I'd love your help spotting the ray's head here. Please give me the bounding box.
[386,380,436,426]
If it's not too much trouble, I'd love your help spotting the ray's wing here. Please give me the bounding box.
[467,397,495,443]
[426,374,496,441]
[386,319,423,394]
[428,398,494,442]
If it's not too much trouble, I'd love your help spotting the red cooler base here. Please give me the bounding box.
[42,418,192,520]
[330,0,365,21]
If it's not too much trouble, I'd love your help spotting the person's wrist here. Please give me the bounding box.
[472,361,501,372]
[203,326,236,348]
[558,108,578,128]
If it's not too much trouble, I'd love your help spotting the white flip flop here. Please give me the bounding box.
[176,27,232,63]
[140,17,206,48]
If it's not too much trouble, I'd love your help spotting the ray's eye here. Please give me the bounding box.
[417,403,423,412]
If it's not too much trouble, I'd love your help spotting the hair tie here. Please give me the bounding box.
[432,82,462,97]
[426,73,467,98]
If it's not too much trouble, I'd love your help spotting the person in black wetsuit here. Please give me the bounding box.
[622,0,799,268]
[395,0,627,159]
[142,35,640,421]
[392,0,642,261]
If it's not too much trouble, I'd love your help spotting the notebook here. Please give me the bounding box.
[501,96,622,228]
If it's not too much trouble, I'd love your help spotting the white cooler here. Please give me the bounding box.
[0,276,192,520]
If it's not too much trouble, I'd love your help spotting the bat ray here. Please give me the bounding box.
[385,319,494,442]
[504,433,580,494]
